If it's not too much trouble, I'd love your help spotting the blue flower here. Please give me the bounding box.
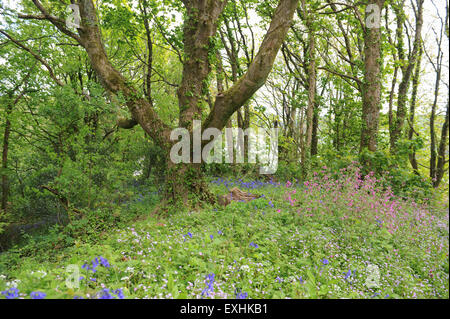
[235,288,248,299]
[1,287,19,299]
[201,273,215,298]
[99,288,114,299]
[322,259,329,265]
[30,291,46,299]
[82,256,109,273]
[99,256,110,268]
[344,269,351,280]
[249,242,259,248]
[210,235,214,240]
[114,289,125,299]
[217,230,222,235]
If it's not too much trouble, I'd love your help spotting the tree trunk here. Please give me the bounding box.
[31,0,300,207]
[434,99,449,188]
[360,0,385,153]
[408,43,422,174]
[1,100,13,211]
[390,0,424,152]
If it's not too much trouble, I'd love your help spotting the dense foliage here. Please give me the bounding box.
[0,0,448,299]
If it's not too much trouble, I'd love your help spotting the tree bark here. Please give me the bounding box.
[360,0,385,153]
[408,42,422,174]
[1,100,13,211]
[390,0,424,152]
[434,99,449,188]
[31,0,299,206]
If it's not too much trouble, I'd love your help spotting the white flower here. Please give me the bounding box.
[6,279,21,288]
[240,265,250,272]
[120,276,130,281]
[125,267,135,273]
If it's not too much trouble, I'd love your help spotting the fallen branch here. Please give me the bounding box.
[217,187,259,207]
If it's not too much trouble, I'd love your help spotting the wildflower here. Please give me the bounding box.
[99,289,114,299]
[210,235,214,240]
[114,288,125,299]
[99,256,110,268]
[344,269,351,280]
[268,201,274,207]
[218,230,223,235]
[322,259,329,265]
[240,265,250,272]
[1,287,19,299]
[235,288,248,299]
[30,291,46,299]
[201,273,215,298]
[249,242,259,248]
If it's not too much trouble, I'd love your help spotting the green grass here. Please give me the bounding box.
[0,168,448,299]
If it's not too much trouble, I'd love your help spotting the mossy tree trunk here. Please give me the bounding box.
[28,0,299,207]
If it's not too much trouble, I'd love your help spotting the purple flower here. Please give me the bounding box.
[99,288,114,299]
[1,287,19,299]
[235,288,248,299]
[183,232,193,242]
[82,256,109,273]
[322,258,329,265]
[210,235,214,240]
[98,288,124,299]
[30,291,46,299]
[249,242,259,248]
[99,256,110,268]
[201,273,215,298]
[344,269,351,280]
[114,289,125,299]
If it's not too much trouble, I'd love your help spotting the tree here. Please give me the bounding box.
[389,0,424,152]
[360,0,385,153]
[20,0,299,206]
